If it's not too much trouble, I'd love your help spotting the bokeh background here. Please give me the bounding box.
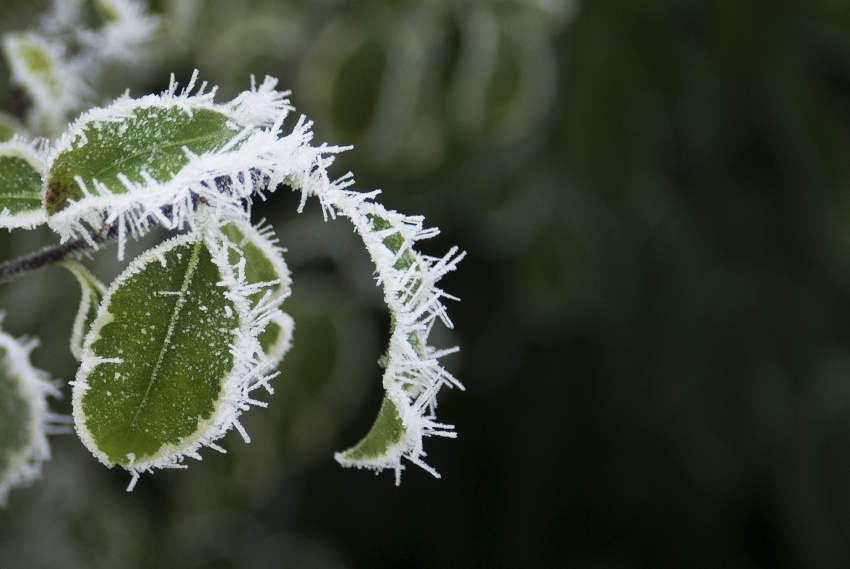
[3,0,850,567]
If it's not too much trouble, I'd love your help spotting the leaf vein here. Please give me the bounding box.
[122,238,203,447]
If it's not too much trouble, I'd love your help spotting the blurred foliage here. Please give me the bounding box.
[5,0,850,568]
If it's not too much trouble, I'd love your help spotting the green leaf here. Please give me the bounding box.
[337,395,405,464]
[220,219,293,367]
[73,231,241,471]
[326,200,464,482]
[0,328,56,506]
[61,261,106,362]
[0,141,46,229]
[45,105,242,215]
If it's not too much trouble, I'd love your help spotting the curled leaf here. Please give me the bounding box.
[331,203,464,482]
[72,211,283,488]
[61,261,106,361]
[0,326,59,505]
[283,176,464,481]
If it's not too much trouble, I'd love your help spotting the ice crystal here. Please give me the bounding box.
[46,72,346,261]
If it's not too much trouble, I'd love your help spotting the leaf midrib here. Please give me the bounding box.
[122,238,203,451]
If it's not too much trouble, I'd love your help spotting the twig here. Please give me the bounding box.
[0,225,119,285]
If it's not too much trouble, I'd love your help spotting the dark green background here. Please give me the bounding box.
[4,0,850,567]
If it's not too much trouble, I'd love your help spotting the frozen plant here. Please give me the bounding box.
[0,1,464,500]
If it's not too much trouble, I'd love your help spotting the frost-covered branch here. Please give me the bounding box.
[0,223,118,285]
[0,64,464,497]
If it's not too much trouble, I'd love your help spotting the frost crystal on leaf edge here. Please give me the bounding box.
[46,71,347,261]
[294,182,465,483]
[221,215,295,373]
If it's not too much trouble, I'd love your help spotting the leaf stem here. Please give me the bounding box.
[0,225,119,285]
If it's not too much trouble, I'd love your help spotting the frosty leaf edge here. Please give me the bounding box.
[44,71,347,261]
[298,187,465,482]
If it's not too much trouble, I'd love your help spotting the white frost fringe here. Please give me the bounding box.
[301,186,466,482]
[46,71,349,261]
[0,324,65,506]
[220,214,295,373]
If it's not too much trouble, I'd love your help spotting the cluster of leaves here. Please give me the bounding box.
[0,0,463,502]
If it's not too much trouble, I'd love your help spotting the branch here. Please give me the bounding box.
[0,225,118,285]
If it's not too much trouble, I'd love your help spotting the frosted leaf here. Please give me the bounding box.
[45,72,346,260]
[61,261,106,362]
[44,97,245,241]
[0,138,48,229]
[1,33,87,135]
[72,208,283,487]
[0,324,61,506]
[284,173,465,481]
[220,216,294,371]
